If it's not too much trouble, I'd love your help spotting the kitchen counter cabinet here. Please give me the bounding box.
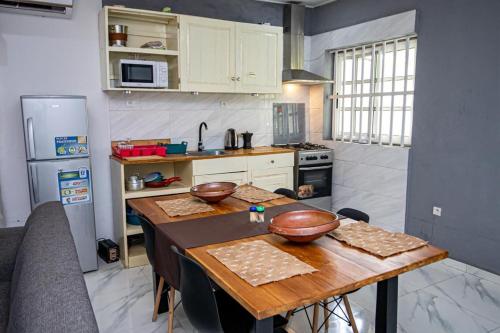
[110,146,294,268]
[248,168,293,192]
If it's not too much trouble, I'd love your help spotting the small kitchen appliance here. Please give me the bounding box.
[241,131,253,149]
[98,239,120,263]
[224,128,238,150]
[116,59,168,88]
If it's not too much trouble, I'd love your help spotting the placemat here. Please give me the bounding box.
[156,197,215,217]
[207,240,317,287]
[329,222,428,257]
[231,185,284,203]
[154,202,312,290]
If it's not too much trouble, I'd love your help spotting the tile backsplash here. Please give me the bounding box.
[108,85,310,151]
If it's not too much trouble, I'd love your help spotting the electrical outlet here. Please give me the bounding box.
[433,206,442,217]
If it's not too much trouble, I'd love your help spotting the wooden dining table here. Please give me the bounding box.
[128,192,448,333]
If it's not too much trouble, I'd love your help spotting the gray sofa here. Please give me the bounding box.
[0,201,98,333]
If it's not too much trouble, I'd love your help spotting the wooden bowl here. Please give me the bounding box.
[269,210,340,243]
[190,182,237,203]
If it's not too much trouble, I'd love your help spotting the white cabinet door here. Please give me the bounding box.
[192,157,247,176]
[180,16,236,92]
[247,153,294,171]
[249,167,293,192]
[235,23,283,94]
[194,172,248,186]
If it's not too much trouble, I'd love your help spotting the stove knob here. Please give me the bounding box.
[320,155,329,159]
[306,156,318,160]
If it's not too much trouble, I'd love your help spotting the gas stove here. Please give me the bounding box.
[272,142,333,166]
[272,142,330,151]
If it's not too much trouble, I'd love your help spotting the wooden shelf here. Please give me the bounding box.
[124,182,191,199]
[108,46,179,56]
[128,244,149,267]
[107,6,178,23]
[106,87,181,92]
[126,224,143,236]
[100,6,181,92]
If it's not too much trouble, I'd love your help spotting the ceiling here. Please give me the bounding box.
[256,0,336,8]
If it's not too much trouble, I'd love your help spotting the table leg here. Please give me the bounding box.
[375,276,398,333]
[251,317,273,333]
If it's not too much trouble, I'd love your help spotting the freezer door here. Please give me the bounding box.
[22,96,89,161]
[27,158,97,272]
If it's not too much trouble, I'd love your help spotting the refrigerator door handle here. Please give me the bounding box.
[30,164,39,204]
[27,117,36,160]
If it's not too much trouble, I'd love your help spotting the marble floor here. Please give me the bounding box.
[84,257,500,333]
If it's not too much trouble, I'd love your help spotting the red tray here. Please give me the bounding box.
[113,145,167,158]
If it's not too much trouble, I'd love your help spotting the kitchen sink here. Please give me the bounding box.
[187,150,226,156]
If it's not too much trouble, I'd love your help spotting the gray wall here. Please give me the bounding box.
[308,0,500,274]
[102,0,284,26]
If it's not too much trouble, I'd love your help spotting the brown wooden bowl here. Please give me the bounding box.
[190,182,237,203]
[269,210,340,243]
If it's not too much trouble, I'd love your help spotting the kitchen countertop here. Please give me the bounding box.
[110,146,295,165]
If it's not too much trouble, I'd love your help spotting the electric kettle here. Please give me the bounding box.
[224,128,239,150]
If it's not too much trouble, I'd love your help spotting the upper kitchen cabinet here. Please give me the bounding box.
[99,6,180,92]
[179,16,283,94]
[179,15,236,93]
[235,23,283,94]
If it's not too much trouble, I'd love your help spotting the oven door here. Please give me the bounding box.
[120,60,157,87]
[297,163,332,199]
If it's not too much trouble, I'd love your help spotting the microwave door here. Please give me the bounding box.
[120,61,155,87]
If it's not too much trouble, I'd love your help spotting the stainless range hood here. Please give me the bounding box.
[283,4,333,85]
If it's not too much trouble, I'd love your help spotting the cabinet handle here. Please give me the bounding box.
[231,76,236,81]
[236,77,241,81]
[271,160,275,164]
[248,72,256,77]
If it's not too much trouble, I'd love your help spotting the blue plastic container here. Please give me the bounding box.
[166,141,188,154]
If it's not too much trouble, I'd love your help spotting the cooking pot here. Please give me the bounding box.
[126,175,144,191]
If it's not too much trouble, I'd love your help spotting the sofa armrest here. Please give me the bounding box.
[0,227,25,282]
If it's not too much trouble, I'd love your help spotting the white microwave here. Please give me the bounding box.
[116,59,168,88]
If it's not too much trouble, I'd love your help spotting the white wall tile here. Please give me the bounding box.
[108,88,309,145]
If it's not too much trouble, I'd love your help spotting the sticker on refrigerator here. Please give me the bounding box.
[55,136,88,156]
[58,168,91,206]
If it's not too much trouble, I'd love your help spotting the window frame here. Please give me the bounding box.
[330,35,417,147]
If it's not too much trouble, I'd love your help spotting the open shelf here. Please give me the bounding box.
[128,244,149,267]
[106,87,181,92]
[126,224,143,236]
[108,46,179,56]
[124,181,191,199]
[100,6,180,92]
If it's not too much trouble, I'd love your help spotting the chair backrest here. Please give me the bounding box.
[337,208,370,223]
[274,188,298,200]
[170,245,223,333]
[139,215,156,265]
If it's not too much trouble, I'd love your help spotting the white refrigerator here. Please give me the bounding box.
[22,95,98,272]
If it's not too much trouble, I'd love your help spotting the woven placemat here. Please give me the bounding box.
[329,222,428,257]
[231,185,284,203]
[207,240,317,287]
[156,197,215,217]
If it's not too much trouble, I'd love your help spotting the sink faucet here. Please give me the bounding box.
[198,122,208,151]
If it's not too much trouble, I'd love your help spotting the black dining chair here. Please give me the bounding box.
[139,215,177,333]
[274,188,298,200]
[285,208,369,333]
[317,208,370,333]
[170,245,288,333]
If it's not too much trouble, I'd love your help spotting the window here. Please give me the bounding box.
[332,36,417,146]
